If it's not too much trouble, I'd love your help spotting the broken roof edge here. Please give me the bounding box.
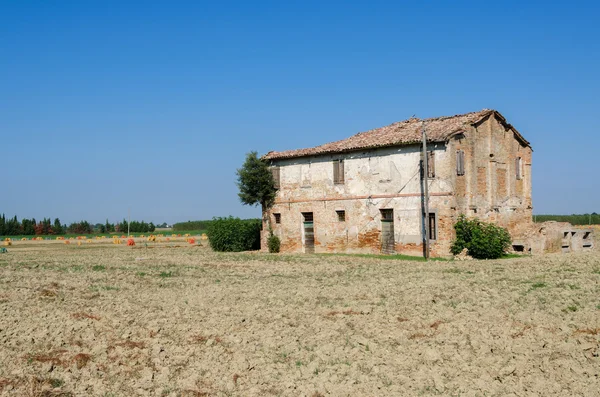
[489,110,532,149]
[263,109,532,161]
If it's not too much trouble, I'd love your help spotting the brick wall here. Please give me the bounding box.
[263,113,533,257]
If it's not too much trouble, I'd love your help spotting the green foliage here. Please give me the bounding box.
[236,151,276,209]
[173,220,214,231]
[207,217,261,252]
[534,213,599,225]
[267,232,281,253]
[451,215,512,259]
[0,213,155,237]
[105,219,115,233]
[53,218,64,234]
[21,218,36,235]
[116,219,155,233]
[68,220,93,234]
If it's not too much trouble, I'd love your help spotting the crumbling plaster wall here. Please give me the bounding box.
[262,144,456,255]
[262,114,534,257]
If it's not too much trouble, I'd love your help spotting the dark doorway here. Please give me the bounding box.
[380,209,395,254]
[302,212,315,253]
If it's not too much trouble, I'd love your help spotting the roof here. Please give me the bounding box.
[264,109,531,160]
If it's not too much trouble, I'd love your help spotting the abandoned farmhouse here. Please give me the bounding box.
[261,109,586,257]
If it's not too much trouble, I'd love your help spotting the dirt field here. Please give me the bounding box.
[0,241,599,396]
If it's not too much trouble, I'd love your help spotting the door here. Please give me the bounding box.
[380,209,395,254]
[302,212,315,253]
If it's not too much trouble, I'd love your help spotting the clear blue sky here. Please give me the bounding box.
[1,0,598,224]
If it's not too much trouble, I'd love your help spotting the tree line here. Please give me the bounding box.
[172,220,215,231]
[534,213,599,225]
[0,214,155,236]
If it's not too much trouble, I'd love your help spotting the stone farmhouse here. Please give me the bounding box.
[262,109,534,257]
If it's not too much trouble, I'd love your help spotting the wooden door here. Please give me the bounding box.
[302,212,314,253]
[380,209,395,254]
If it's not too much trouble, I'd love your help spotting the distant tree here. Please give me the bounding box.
[36,218,53,235]
[53,218,64,235]
[22,218,36,235]
[35,221,44,235]
[68,221,92,234]
[117,219,128,234]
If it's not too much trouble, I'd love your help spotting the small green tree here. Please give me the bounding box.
[236,151,277,251]
[451,215,512,259]
[236,151,276,211]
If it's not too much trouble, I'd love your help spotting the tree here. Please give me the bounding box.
[22,218,36,235]
[236,151,277,220]
[117,219,128,234]
[53,218,64,235]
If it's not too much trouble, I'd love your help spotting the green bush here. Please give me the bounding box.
[450,215,511,259]
[206,217,261,252]
[267,232,281,253]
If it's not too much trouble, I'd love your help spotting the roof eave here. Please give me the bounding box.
[263,138,448,161]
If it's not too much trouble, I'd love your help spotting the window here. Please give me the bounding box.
[456,150,465,176]
[302,212,313,222]
[515,157,523,180]
[427,151,435,178]
[427,213,437,240]
[333,159,345,184]
[271,166,280,189]
[336,210,346,222]
[380,209,393,221]
[274,213,281,224]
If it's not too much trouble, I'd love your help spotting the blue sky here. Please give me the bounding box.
[1,0,598,224]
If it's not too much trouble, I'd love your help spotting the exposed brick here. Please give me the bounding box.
[262,111,533,257]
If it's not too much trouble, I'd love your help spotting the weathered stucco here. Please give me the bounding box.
[262,112,534,257]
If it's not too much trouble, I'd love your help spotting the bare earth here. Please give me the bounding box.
[0,241,599,396]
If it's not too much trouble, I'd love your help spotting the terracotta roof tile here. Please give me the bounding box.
[264,109,529,160]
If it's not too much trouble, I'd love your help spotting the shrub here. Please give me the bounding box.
[267,232,281,253]
[206,217,261,252]
[450,215,511,259]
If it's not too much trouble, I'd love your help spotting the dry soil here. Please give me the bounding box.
[0,240,599,396]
